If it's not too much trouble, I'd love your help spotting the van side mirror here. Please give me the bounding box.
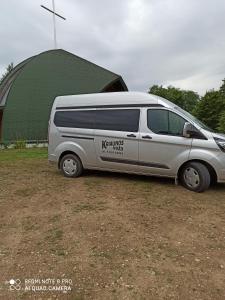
[183,122,195,138]
[183,122,208,140]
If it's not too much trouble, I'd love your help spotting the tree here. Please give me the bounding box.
[149,85,199,113]
[149,79,225,131]
[218,111,225,133]
[181,90,200,113]
[218,79,225,133]
[0,62,14,85]
[194,90,225,130]
[219,78,225,95]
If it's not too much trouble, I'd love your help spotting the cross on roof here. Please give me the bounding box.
[41,0,66,49]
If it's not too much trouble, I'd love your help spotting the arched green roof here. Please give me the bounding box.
[1,49,128,141]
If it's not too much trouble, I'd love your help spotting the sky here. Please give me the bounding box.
[0,0,225,95]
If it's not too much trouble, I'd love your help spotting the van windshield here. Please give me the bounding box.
[175,106,214,132]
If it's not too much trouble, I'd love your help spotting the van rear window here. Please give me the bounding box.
[54,110,95,129]
[54,109,140,132]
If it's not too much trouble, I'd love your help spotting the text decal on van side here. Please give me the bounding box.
[102,140,124,155]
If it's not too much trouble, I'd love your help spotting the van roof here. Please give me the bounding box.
[54,92,174,109]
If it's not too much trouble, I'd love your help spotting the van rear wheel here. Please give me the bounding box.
[180,162,211,192]
[60,154,83,178]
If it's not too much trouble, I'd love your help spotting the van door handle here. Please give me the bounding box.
[127,134,136,138]
[142,135,152,139]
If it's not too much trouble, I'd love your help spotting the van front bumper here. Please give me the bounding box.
[217,169,225,183]
[215,152,225,183]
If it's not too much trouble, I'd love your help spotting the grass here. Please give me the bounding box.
[90,248,113,260]
[1,148,225,299]
[49,215,61,223]
[0,148,48,161]
[84,176,105,189]
[73,201,107,213]
[45,228,63,243]
[22,217,39,231]
[14,187,37,197]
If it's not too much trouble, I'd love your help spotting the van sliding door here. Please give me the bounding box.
[94,109,140,172]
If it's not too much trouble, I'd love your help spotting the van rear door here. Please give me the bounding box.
[53,109,97,167]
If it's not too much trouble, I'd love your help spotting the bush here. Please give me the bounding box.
[2,142,10,149]
[14,140,26,149]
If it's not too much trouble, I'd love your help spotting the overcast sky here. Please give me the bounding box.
[0,0,225,95]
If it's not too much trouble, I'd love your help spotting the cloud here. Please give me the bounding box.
[0,0,225,95]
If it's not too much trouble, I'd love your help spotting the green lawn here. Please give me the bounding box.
[0,148,48,161]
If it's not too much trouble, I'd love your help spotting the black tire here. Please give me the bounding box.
[180,162,211,192]
[60,154,83,178]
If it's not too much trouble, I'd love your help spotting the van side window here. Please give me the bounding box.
[169,111,186,136]
[54,110,95,129]
[147,109,186,136]
[95,109,140,132]
[54,109,140,132]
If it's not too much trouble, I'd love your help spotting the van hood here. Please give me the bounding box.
[212,132,225,140]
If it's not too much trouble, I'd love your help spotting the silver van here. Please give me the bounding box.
[48,92,225,192]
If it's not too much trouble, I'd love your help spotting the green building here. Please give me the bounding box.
[0,49,127,142]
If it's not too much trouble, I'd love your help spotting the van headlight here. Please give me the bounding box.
[214,137,225,152]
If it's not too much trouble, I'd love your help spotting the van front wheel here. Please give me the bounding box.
[180,162,211,192]
[60,154,83,178]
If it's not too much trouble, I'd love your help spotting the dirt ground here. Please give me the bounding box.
[0,149,225,300]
